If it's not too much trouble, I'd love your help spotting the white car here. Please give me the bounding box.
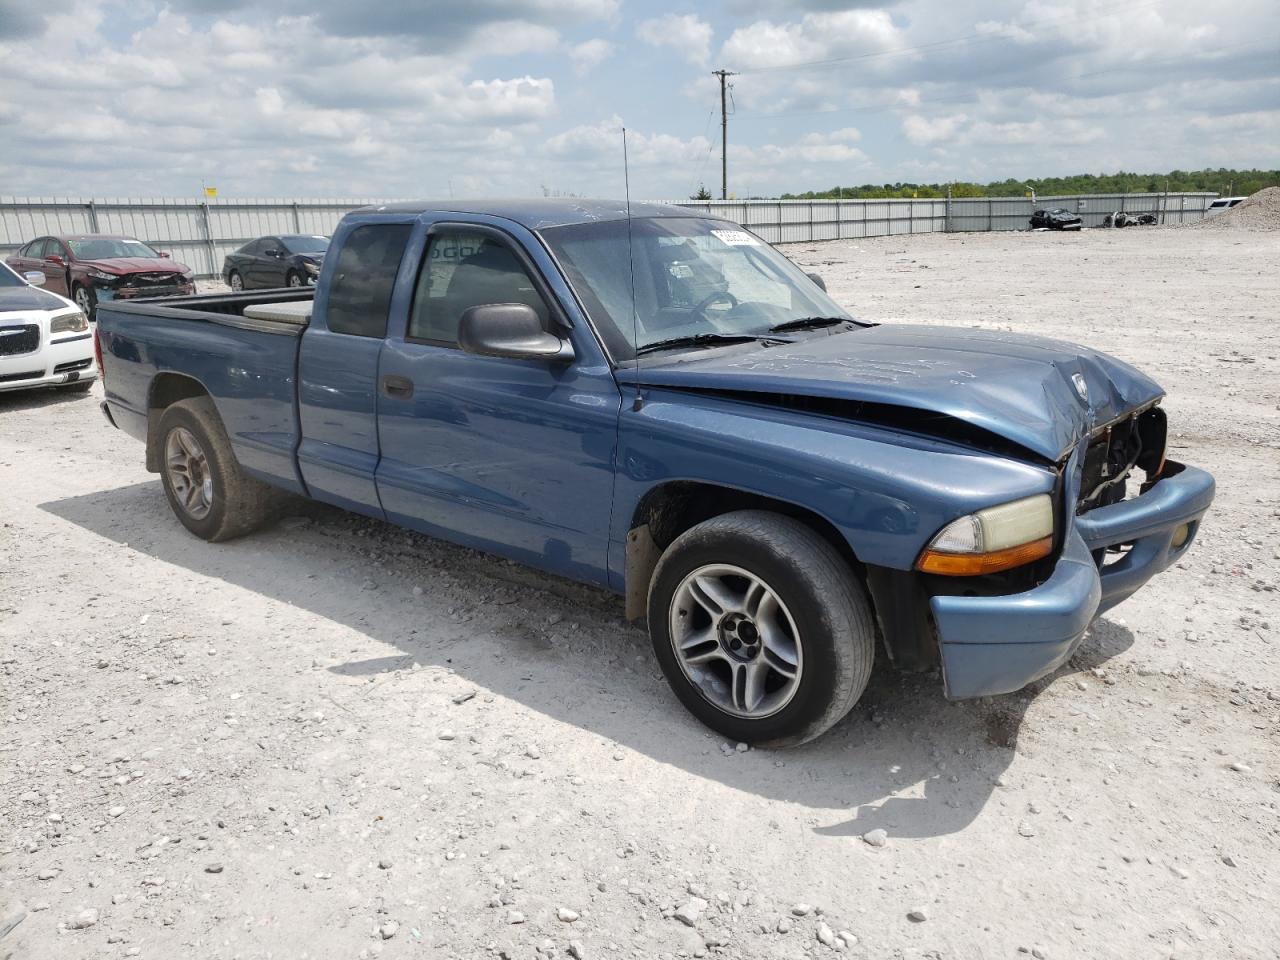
[1204,196,1247,217]
[0,262,97,394]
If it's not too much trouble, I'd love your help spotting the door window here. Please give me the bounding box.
[325,224,412,338]
[407,229,550,345]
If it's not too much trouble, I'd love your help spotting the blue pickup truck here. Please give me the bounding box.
[96,200,1215,745]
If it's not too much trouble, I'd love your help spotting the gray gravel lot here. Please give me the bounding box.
[3,225,1278,960]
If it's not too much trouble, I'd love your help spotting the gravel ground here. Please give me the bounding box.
[2,226,1278,960]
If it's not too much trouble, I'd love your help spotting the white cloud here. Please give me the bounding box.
[636,13,715,67]
[570,38,615,76]
[721,9,903,70]
[0,0,1277,200]
[546,116,712,167]
[902,114,967,146]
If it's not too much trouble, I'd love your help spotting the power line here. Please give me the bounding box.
[691,107,718,198]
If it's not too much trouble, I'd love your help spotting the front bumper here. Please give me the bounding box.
[933,461,1215,698]
[94,281,195,302]
[0,334,97,393]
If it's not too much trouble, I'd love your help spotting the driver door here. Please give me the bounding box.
[41,239,71,297]
[374,219,621,585]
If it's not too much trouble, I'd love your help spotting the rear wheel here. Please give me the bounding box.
[73,284,96,321]
[228,271,244,292]
[648,510,875,747]
[158,397,286,541]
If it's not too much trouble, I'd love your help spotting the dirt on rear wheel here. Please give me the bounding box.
[157,397,289,542]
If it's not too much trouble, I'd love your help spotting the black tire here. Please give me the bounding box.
[286,270,303,288]
[157,397,285,542]
[228,271,244,292]
[648,510,875,747]
[72,284,97,321]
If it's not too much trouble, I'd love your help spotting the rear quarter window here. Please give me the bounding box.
[325,224,412,338]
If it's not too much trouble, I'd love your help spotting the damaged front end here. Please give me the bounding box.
[624,323,1214,699]
[864,400,1213,697]
[920,403,1213,698]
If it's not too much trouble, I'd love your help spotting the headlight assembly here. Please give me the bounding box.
[304,261,320,275]
[51,311,90,335]
[87,270,116,283]
[916,494,1054,576]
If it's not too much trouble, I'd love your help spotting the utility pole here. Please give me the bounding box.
[713,69,736,200]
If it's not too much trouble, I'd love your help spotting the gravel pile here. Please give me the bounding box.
[1195,185,1280,231]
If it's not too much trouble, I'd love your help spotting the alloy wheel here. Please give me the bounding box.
[668,563,803,718]
[165,426,214,520]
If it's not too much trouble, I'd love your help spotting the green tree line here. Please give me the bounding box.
[773,169,1279,201]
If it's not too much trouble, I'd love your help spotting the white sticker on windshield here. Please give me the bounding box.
[710,229,759,246]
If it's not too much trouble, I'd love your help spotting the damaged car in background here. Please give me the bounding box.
[222,234,330,291]
[1102,211,1158,228]
[5,234,196,321]
[94,200,1215,746]
[1029,208,1083,231]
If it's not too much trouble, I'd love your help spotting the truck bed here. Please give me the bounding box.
[96,289,315,495]
[104,288,315,337]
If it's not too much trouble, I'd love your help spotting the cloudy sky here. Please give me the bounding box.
[1,0,1277,200]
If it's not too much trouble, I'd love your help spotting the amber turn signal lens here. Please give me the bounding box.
[917,536,1054,576]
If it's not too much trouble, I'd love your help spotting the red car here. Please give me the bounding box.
[5,234,196,319]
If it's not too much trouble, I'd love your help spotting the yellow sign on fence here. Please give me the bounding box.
[204,186,218,198]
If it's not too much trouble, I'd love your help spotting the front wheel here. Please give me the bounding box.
[228,271,244,292]
[286,271,303,288]
[648,510,875,747]
[158,397,286,541]
[73,284,97,321]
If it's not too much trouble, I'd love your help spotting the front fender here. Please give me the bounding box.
[608,387,1056,590]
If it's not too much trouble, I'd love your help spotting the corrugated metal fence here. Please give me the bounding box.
[682,193,1217,241]
[676,198,948,243]
[0,198,387,279]
[0,193,1219,278]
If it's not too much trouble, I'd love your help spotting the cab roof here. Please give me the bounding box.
[355,198,724,231]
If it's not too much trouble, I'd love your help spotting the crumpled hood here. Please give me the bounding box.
[80,257,188,274]
[625,324,1164,462]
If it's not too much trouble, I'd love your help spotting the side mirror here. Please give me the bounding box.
[159,251,172,259]
[806,272,827,292]
[24,270,46,287]
[458,303,572,361]
[46,254,65,267]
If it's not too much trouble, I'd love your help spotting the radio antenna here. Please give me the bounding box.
[623,126,643,411]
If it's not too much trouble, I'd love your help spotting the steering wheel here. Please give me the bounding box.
[693,290,739,318]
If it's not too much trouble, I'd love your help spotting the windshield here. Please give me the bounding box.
[0,263,25,287]
[540,217,854,360]
[282,235,329,254]
[68,238,160,260]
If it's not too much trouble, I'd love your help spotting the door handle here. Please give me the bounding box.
[381,374,414,399]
